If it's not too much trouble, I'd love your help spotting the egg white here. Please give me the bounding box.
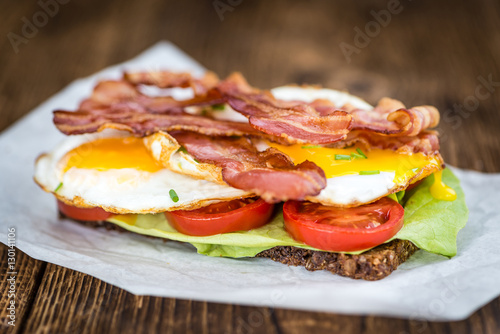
[34,130,251,214]
[270,85,373,110]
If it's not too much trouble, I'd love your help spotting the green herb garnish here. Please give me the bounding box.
[54,182,63,192]
[335,154,351,160]
[359,170,380,175]
[356,148,367,159]
[301,145,321,149]
[350,152,364,159]
[169,189,179,203]
[177,146,188,154]
[212,104,225,111]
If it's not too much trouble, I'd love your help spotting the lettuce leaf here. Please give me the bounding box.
[107,168,468,258]
[389,168,468,257]
[108,210,318,257]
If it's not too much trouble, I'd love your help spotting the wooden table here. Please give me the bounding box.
[1,0,499,333]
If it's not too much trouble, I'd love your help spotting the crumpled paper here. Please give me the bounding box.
[0,41,499,321]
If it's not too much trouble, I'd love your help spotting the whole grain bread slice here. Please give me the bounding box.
[256,240,417,280]
[63,214,418,281]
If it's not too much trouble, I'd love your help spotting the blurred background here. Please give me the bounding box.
[1,0,499,174]
[1,0,499,160]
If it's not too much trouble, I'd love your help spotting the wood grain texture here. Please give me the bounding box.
[0,0,499,333]
[0,246,46,334]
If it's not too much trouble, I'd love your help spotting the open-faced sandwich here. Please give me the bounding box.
[34,71,468,280]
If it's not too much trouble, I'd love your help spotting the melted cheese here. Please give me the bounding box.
[63,137,163,173]
[430,169,457,201]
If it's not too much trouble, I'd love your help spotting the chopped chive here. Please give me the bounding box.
[356,148,367,159]
[212,104,225,111]
[335,154,351,160]
[359,170,380,175]
[193,158,200,163]
[350,152,364,159]
[177,146,188,154]
[54,182,63,192]
[301,145,321,149]
[411,167,419,173]
[169,189,179,203]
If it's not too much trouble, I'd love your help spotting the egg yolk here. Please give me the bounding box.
[267,142,441,184]
[430,170,457,201]
[63,137,163,173]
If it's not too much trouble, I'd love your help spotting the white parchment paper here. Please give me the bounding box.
[1,42,499,321]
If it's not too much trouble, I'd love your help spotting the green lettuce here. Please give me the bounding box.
[107,168,468,258]
[389,168,468,257]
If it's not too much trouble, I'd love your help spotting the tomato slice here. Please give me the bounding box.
[164,198,274,236]
[57,200,113,221]
[283,197,404,252]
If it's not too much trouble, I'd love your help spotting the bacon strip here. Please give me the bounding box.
[79,80,224,114]
[124,71,219,95]
[53,106,264,137]
[341,98,440,136]
[328,130,440,155]
[171,131,326,202]
[216,73,353,144]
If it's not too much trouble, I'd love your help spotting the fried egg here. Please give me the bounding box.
[265,141,442,206]
[269,86,442,206]
[35,85,444,214]
[182,85,443,206]
[34,130,251,214]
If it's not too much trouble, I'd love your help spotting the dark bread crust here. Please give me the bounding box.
[62,213,418,281]
[256,240,418,281]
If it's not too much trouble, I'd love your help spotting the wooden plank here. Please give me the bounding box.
[0,245,46,333]
[22,264,280,334]
[20,264,500,334]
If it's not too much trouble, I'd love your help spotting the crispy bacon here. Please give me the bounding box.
[79,80,224,114]
[340,98,440,136]
[328,130,440,154]
[216,73,353,144]
[53,106,264,137]
[124,71,219,95]
[56,70,442,159]
[171,131,327,202]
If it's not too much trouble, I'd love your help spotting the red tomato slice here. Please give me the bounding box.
[164,198,274,236]
[57,200,113,221]
[283,197,404,252]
